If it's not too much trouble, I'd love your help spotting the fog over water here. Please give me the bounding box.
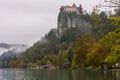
[0,0,102,45]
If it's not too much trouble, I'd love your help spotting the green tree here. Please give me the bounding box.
[86,43,102,67]
[79,4,83,14]
[57,50,70,68]
[86,32,119,68]
[72,34,95,68]
[27,63,33,68]
[86,18,120,68]
[105,46,120,64]
[36,60,41,68]
[67,49,73,64]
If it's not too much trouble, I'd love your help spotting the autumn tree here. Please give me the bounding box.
[86,16,120,68]
[72,34,95,69]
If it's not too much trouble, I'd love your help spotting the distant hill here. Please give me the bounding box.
[0,43,12,49]
[0,43,26,49]
[0,43,28,68]
[0,43,27,55]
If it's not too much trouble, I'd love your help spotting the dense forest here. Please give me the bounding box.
[0,3,120,69]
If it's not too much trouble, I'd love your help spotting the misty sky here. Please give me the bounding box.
[0,0,101,45]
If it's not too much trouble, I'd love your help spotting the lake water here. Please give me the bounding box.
[0,69,120,80]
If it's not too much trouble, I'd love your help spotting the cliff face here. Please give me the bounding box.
[57,4,92,37]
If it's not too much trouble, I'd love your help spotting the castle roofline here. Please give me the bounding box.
[63,3,77,8]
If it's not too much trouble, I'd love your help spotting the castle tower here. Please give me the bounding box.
[72,3,76,7]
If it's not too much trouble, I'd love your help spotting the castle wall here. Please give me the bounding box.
[64,7,77,12]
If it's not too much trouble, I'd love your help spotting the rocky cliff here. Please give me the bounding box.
[57,4,92,37]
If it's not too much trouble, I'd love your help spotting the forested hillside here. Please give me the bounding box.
[0,3,119,69]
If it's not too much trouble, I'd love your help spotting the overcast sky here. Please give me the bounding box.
[0,0,102,45]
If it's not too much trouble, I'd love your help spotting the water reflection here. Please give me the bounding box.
[0,69,119,80]
[71,69,118,80]
[0,69,26,80]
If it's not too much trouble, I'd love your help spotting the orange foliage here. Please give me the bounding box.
[8,60,27,68]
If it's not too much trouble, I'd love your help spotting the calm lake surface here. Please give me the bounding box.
[0,69,120,80]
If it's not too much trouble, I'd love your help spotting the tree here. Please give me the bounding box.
[27,63,33,68]
[104,32,120,66]
[67,49,73,64]
[57,50,69,68]
[72,34,95,68]
[99,11,107,20]
[36,60,41,68]
[90,11,116,40]
[86,34,115,68]
[105,45,120,64]
[79,4,83,14]
[86,19,120,68]
[86,43,102,67]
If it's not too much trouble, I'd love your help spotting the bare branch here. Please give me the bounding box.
[104,0,120,5]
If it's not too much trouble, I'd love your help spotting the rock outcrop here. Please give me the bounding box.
[57,3,91,37]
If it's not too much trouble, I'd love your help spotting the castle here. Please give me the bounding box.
[58,3,87,37]
[60,3,80,14]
